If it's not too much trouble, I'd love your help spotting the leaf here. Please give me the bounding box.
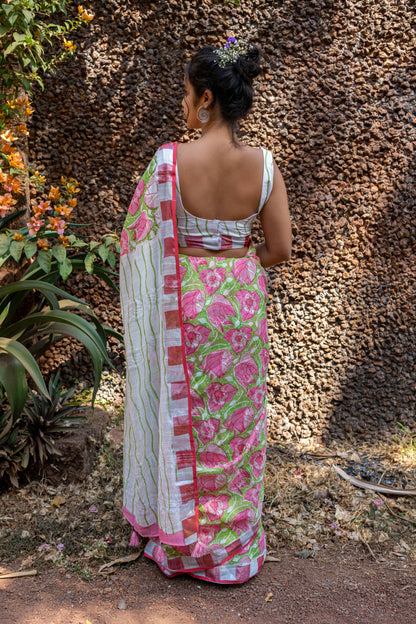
[89,241,99,251]
[24,240,37,260]
[9,240,24,262]
[4,41,24,57]
[51,495,66,508]
[84,252,95,274]
[58,257,72,281]
[0,353,28,417]
[265,592,273,602]
[107,249,116,269]
[37,249,52,273]
[0,234,10,255]
[0,338,49,400]
[52,244,66,263]
[97,244,108,263]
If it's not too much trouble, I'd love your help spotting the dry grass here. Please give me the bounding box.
[0,429,415,578]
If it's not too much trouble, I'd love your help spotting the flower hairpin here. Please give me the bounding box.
[214,37,251,68]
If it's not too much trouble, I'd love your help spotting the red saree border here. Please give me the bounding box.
[168,141,200,532]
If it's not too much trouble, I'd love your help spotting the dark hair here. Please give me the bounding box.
[186,45,261,139]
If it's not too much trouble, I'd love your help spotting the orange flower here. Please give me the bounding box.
[55,204,73,218]
[27,216,45,236]
[48,216,66,235]
[37,238,50,250]
[0,193,17,207]
[58,234,70,247]
[48,186,61,201]
[32,171,47,184]
[68,197,77,208]
[1,143,13,155]
[2,175,22,195]
[25,105,35,116]
[34,200,52,216]
[1,130,18,143]
[63,39,77,52]
[17,124,29,136]
[12,233,26,242]
[8,151,24,170]
[16,95,30,108]
[66,183,80,195]
[61,176,67,185]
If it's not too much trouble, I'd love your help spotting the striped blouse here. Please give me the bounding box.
[176,148,274,251]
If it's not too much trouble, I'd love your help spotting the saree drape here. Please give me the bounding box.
[120,143,269,583]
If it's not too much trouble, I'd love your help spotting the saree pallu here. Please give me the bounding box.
[120,143,269,584]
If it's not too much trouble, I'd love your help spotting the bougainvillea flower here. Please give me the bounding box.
[48,217,66,235]
[55,204,73,218]
[8,152,24,170]
[1,130,18,143]
[68,197,77,208]
[37,238,49,250]
[48,186,61,201]
[12,233,26,242]
[58,234,70,247]
[27,217,45,236]
[32,171,47,184]
[63,39,77,52]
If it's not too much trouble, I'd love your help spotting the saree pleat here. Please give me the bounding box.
[120,144,269,583]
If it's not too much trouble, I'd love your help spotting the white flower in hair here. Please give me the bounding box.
[214,37,251,68]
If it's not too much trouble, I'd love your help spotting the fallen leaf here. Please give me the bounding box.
[296,550,315,559]
[51,495,66,508]
[0,570,37,579]
[265,555,281,562]
[118,598,127,610]
[265,592,273,602]
[98,551,143,574]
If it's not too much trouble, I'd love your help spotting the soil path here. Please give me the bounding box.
[1,546,415,624]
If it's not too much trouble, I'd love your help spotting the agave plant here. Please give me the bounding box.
[0,277,123,419]
[0,397,25,488]
[22,372,86,466]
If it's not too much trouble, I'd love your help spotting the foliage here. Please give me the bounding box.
[0,277,122,417]
[0,94,120,283]
[394,422,416,458]
[0,1,94,93]
[22,371,85,465]
[0,372,87,487]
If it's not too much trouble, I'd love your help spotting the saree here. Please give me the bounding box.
[119,143,269,583]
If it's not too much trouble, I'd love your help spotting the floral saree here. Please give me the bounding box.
[120,143,269,583]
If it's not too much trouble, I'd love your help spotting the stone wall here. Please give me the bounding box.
[30,0,416,443]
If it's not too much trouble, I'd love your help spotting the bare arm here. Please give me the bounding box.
[256,163,292,268]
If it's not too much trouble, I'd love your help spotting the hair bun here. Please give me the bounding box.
[236,45,261,82]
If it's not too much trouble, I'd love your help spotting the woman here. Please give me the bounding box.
[119,39,291,584]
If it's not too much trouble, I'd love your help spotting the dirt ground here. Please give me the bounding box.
[1,545,415,624]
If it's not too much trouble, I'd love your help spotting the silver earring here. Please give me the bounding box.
[197,106,210,124]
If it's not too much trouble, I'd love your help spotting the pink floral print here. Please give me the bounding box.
[232,257,257,285]
[201,349,233,379]
[199,268,226,295]
[182,290,205,320]
[235,290,261,320]
[183,324,211,354]
[224,327,252,354]
[128,178,145,215]
[207,294,236,331]
[234,353,259,390]
[206,382,237,411]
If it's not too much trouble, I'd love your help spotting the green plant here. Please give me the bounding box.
[0,277,123,419]
[0,398,25,486]
[22,371,85,465]
[394,422,416,457]
[0,1,94,93]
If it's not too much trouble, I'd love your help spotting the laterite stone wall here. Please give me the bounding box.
[30,0,416,443]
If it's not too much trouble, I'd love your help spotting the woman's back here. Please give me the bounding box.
[176,140,266,221]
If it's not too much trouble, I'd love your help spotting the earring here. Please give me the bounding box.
[197,106,210,124]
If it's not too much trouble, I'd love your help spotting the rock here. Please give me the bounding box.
[43,408,110,484]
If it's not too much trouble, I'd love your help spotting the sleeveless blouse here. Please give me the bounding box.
[176,148,274,251]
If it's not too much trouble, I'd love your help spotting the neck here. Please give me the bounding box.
[200,118,235,143]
